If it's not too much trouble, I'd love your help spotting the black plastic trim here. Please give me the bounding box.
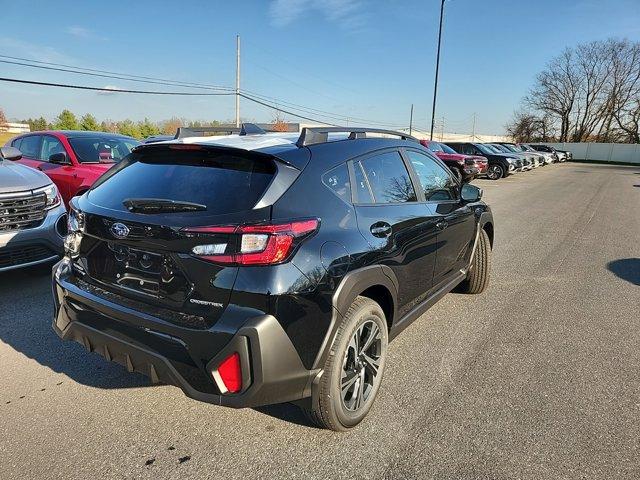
[311,265,398,370]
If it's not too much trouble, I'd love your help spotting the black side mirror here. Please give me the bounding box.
[49,152,69,164]
[461,183,482,203]
[0,146,23,161]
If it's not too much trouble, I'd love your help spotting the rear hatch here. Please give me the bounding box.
[73,144,281,328]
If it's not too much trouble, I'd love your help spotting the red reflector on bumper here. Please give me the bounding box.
[216,352,242,394]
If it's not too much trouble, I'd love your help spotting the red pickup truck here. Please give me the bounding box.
[420,140,488,183]
[6,131,139,206]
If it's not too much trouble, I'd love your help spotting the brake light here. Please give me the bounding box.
[216,352,242,394]
[168,144,205,150]
[185,219,319,266]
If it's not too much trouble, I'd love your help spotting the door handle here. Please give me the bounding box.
[436,220,448,231]
[370,222,392,238]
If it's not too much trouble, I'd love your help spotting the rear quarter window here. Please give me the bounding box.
[88,148,276,214]
[322,164,351,203]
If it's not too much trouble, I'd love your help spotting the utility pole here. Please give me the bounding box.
[409,104,414,136]
[430,0,446,141]
[235,34,240,128]
[471,112,476,141]
[440,115,445,141]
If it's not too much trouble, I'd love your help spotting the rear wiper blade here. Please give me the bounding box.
[123,198,207,213]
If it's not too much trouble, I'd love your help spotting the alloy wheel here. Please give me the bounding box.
[487,165,502,180]
[340,320,383,412]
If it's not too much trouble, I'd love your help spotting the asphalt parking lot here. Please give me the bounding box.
[1,162,638,480]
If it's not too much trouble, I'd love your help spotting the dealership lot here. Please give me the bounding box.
[0,162,638,479]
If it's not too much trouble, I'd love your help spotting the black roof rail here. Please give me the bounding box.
[296,127,419,147]
[175,122,267,139]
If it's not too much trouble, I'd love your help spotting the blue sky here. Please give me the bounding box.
[1,0,639,134]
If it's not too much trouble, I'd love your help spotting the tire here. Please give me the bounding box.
[303,296,388,431]
[458,228,491,294]
[486,164,503,180]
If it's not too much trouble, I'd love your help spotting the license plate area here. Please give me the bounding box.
[108,243,163,295]
[85,241,190,303]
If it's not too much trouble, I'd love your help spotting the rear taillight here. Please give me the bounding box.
[185,219,319,266]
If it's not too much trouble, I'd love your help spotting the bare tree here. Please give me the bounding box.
[506,111,555,142]
[519,38,640,143]
[526,48,579,141]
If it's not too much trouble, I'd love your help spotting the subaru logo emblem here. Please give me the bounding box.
[110,222,130,239]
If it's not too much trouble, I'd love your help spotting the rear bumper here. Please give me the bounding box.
[0,203,66,272]
[52,260,314,408]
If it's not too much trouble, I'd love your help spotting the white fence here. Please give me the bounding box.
[544,142,640,164]
[411,130,510,143]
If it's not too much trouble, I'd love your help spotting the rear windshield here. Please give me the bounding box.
[68,136,140,163]
[88,148,276,214]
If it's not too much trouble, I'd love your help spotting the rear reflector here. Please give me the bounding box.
[185,219,319,266]
[215,352,242,394]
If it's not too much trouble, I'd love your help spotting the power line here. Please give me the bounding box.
[1,53,412,128]
[0,58,234,92]
[239,90,408,128]
[0,75,341,125]
[0,77,234,95]
[0,54,234,91]
[245,58,346,105]
[0,54,413,129]
[243,39,359,96]
[239,93,340,126]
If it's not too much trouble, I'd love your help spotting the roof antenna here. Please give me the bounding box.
[240,123,266,136]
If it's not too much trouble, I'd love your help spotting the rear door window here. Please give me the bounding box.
[357,151,416,204]
[88,148,277,214]
[18,135,41,159]
[353,161,373,203]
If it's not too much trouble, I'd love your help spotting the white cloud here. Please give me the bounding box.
[269,0,366,31]
[66,26,91,38]
[97,85,120,95]
[65,26,108,41]
[0,37,71,63]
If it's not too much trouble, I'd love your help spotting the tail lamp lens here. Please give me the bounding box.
[216,352,242,394]
[186,219,318,266]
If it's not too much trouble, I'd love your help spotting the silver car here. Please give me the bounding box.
[0,146,66,272]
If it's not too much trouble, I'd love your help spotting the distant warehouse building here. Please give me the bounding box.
[0,122,30,134]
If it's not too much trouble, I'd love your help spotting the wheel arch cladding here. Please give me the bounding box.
[359,285,394,332]
[313,265,397,370]
[482,221,494,248]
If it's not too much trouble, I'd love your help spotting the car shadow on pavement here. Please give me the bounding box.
[607,258,640,286]
[0,263,150,390]
[252,403,316,428]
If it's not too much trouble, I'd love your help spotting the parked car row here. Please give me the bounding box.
[421,140,568,181]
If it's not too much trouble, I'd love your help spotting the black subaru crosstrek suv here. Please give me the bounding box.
[52,125,494,431]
